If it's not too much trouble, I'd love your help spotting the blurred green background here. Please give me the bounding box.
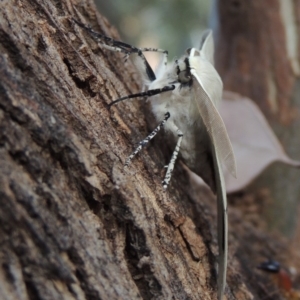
[95,0,211,59]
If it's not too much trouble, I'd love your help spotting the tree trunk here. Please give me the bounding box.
[0,0,298,300]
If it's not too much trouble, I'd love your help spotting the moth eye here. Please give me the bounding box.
[178,70,192,84]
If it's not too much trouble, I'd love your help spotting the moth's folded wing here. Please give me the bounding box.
[190,69,235,300]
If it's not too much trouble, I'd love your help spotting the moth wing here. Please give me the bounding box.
[190,68,236,300]
[214,140,228,300]
[190,69,237,178]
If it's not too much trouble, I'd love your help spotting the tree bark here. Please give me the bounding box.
[0,0,298,300]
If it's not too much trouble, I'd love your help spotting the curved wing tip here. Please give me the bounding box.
[217,289,225,300]
[217,272,226,300]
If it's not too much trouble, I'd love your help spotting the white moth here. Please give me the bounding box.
[74,19,236,300]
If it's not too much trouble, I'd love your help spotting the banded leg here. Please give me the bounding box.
[162,126,183,189]
[73,19,168,82]
[108,85,175,107]
[125,112,170,167]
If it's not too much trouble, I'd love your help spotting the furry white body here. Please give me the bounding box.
[149,54,224,189]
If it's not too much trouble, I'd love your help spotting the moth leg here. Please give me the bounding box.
[73,19,168,82]
[109,85,175,107]
[125,112,170,167]
[139,47,168,67]
[162,123,183,189]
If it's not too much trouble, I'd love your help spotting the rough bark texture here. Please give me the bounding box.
[0,1,299,300]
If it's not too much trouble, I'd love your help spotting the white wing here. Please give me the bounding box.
[191,69,236,178]
[190,68,236,300]
[213,139,228,300]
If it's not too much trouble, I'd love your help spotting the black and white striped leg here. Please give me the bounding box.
[125,112,171,167]
[162,128,183,189]
[73,19,168,82]
[139,47,169,67]
[108,85,175,107]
